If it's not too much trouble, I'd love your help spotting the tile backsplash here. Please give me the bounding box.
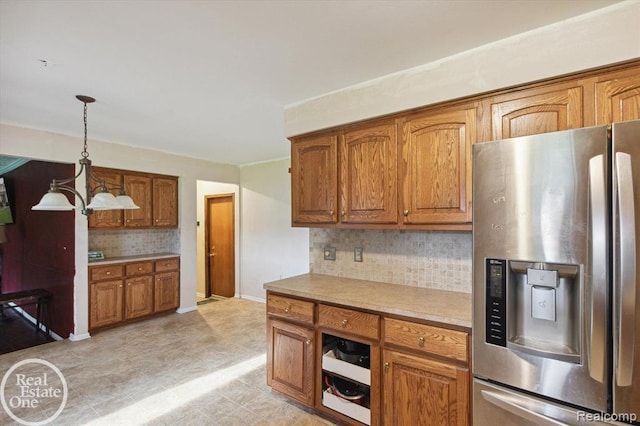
[310,229,472,293]
[89,229,180,258]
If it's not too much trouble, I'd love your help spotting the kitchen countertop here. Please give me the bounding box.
[88,252,180,266]
[264,273,472,330]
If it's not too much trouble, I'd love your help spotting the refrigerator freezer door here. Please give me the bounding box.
[474,379,620,426]
[473,125,610,411]
[612,119,640,418]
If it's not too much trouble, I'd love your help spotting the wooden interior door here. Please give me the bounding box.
[205,194,235,297]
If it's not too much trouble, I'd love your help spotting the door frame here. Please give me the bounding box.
[204,193,236,298]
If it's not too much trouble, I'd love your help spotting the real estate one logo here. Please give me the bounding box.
[1,358,67,425]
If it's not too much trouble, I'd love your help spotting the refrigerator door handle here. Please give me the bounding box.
[588,155,607,383]
[615,152,636,387]
[480,390,569,426]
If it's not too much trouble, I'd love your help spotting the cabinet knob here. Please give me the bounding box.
[138,267,143,271]
[127,283,131,286]
[341,210,345,217]
[384,362,390,369]
[418,336,425,346]
[119,284,123,288]
[341,319,348,328]
[329,210,334,216]
[284,304,291,313]
[106,271,111,275]
[403,209,409,216]
[305,339,311,345]
[155,219,159,223]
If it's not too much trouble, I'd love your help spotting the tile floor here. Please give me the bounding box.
[0,298,334,425]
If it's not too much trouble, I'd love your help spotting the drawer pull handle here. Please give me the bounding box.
[384,362,390,369]
[138,267,143,271]
[305,339,311,345]
[119,284,123,288]
[418,336,425,346]
[341,319,348,328]
[106,271,111,275]
[284,304,291,313]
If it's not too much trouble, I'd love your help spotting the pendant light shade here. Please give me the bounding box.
[31,95,140,216]
[32,190,75,211]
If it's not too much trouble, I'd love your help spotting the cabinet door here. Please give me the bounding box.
[383,350,469,426]
[90,280,124,329]
[88,168,124,228]
[488,82,583,140]
[267,318,315,406]
[401,107,475,224]
[154,271,179,312]
[593,67,640,125]
[125,275,154,319]
[340,122,397,224]
[291,133,338,225]
[124,174,152,227]
[153,177,178,227]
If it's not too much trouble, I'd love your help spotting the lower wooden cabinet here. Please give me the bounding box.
[382,350,469,426]
[267,318,315,406]
[265,291,471,425]
[89,256,180,331]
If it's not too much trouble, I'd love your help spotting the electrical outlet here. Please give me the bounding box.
[354,247,363,262]
[324,246,336,261]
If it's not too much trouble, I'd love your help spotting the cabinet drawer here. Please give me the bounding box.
[267,294,314,325]
[318,304,379,341]
[384,318,468,363]
[155,257,179,272]
[89,264,123,281]
[125,261,154,276]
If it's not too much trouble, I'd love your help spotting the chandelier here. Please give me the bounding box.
[32,95,140,216]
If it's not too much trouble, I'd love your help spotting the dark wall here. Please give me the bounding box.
[1,160,75,337]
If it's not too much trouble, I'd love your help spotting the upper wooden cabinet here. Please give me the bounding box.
[89,167,178,229]
[291,133,338,225]
[591,67,640,125]
[340,121,397,224]
[153,177,178,227]
[124,174,152,227]
[400,106,475,225]
[88,168,124,228]
[485,81,584,141]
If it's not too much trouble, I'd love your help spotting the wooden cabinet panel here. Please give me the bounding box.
[340,122,397,224]
[125,261,153,276]
[154,271,179,312]
[384,318,469,363]
[291,133,338,225]
[401,107,475,224]
[88,168,123,228]
[593,68,640,125]
[153,177,178,227]
[383,349,469,426]
[90,280,124,329]
[267,293,315,325]
[124,174,152,227]
[267,318,315,406]
[488,83,583,140]
[125,275,154,319]
[318,304,380,340]
[89,264,123,282]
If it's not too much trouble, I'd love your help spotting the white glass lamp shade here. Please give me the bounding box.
[32,191,75,211]
[87,191,123,210]
[115,194,140,209]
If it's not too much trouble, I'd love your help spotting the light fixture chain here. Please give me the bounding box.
[81,101,89,159]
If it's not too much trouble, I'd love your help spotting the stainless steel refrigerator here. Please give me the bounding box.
[472,120,639,425]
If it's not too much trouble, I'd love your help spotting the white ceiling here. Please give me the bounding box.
[0,0,622,166]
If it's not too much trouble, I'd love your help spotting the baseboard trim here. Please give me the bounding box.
[177,306,197,314]
[69,332,91,341]
[4,303,64,340]
[239,294,266,303]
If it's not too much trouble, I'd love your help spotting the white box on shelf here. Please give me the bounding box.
[322,389,371,425]
[322,350,371,385]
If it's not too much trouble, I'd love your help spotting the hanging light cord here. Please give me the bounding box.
[81,101,89,159]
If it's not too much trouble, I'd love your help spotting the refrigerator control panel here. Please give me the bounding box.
[486,258,507,347]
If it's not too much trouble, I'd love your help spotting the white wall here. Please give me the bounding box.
[0,123,239,339]
[239,158,309,301]
[195,180,240,297]
[285,1,640,136]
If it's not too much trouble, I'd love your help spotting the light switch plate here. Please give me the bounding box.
[354,247,363,262]
[324,246,336,261]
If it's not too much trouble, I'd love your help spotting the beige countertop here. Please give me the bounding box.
[88,252,179,266]
[264,273,472,330]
